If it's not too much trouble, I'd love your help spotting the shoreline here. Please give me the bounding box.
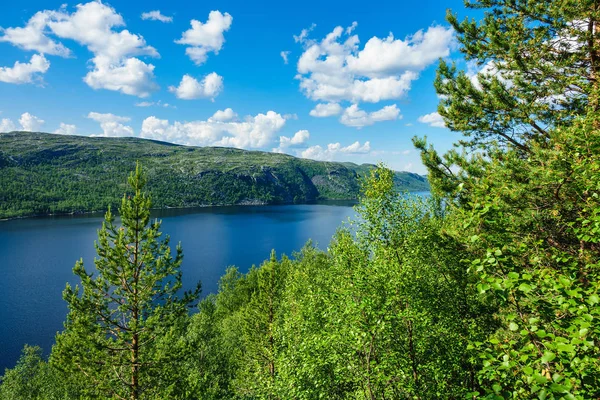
[0,197,362,223]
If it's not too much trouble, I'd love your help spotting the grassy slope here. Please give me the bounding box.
[0,132,429,219]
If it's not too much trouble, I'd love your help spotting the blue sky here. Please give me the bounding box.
[0,0,475,173]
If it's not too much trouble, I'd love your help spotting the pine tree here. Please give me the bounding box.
[415,1,600,397]
[418,0,600,198]
[51,164,200,400]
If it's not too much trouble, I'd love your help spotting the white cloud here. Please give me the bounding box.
[0,54,50,84]
[84,56,158,97]
[273,130,310,153]
[339,104,401,128]
[345,26,455,77]
[339,141,371,153]
[88,112,134,137]
[175,11,232,65]
[135,100,175,108]
[309,102,342,117]
[50,2,159,97]
[0,118,16,132]
[48,2,158,61]
[296,23,454,104]
[169,73,223,100]
[294,23,316,44]
[88,112,130,123]
[0,11,71,56]
[301,140,371,161]
[19,112,45,131]
[0,2,160,96]
[141,10,173,23]
[280,51,290,64]
[135,101,154,107]
[209,108,237,122]
[54,122,77,135]
[345,22,358,35]
[418,111,445,128]
[140,110,286,149]
[278,130,310,148]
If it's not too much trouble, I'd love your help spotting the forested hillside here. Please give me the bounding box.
[0,131,428,219]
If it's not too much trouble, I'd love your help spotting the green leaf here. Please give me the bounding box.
[519,283,533,293]
[541,351,556,363]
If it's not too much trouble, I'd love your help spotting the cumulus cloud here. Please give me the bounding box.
[418,111,445,128]
[0,11,71,56]
[50,2,159,97]
[345,26,455,76]
[0,113,46,132]
[339,104,401,128]
[208,108,237,122]
[140,110,286,149]
[296,23,454,104]
[0,54,50,84]
[141,10,173,23]
[273,130,310,153]
[275,129,310,151]
[301,141,371,161]
[169,73,223,100]
[19,112,45,131]
[47,2,158,61]
[309,102,342,117]
[0,118,17,132]
[281,130,310,146]
[280,51,291,64]
[54,122,77,135]
[88,112,134,137]
[175,11,232,65]
[1,1,160,96]
[84,57,158,97]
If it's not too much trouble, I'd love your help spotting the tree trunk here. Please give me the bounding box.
[589,2,600,116]
[131,329,139,400]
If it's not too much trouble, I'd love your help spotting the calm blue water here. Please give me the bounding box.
[0,202,358,371]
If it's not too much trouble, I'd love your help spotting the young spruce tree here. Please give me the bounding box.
[51,164,199,400]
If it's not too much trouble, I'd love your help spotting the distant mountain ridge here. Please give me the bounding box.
[0,131,429,219]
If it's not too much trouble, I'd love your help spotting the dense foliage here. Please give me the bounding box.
[0,132,428,219]
[2,0,600,399]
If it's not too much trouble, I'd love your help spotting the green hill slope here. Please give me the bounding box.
[0,132,429,219]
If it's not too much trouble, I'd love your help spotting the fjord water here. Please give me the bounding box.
[0,202,359,371]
